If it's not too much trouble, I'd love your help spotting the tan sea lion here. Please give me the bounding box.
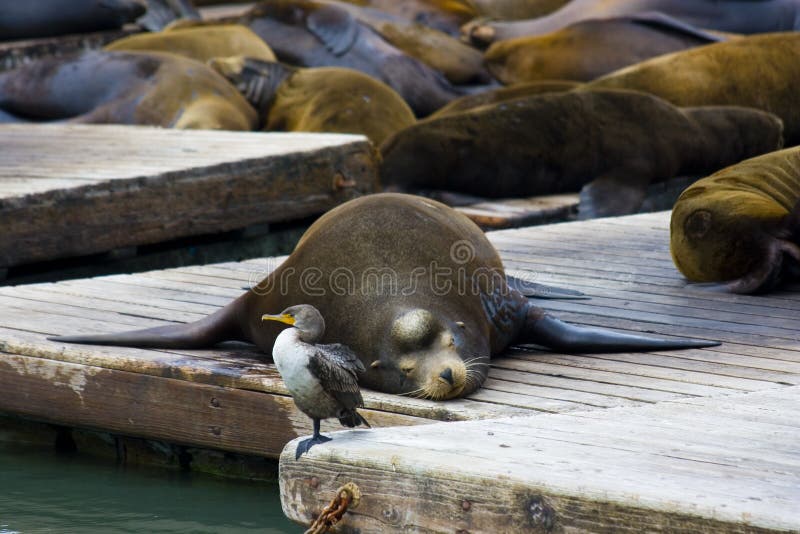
[671,148,800,293]
[0,0,144,41]
[430,79,578,117]
[485,14,728,85]
[240,0,466,116]
[587,32,800,146]
[337,0,477,36]
[49,193,718,400]
[463,0,800,46]
[105,24,277,63]
[0,50,257,130]
[211,57,415,145]
[379,89,784,217]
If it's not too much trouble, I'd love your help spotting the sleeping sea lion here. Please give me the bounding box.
[0,50,257,130]
[105,24,277,63]
[337,0,477,36]
[210,57,415,145]
[50,193,718,400]
[671,147,800,294]
[430,79,578,117]
[0,0,145,41]
[379,89,784,217]
[333,3,490,84]
[485,13,728,85]
[463,0,800,46]
[239,0,465,116]
[586,32,800,146]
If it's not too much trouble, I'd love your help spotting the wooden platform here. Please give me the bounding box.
[0,211,797,531]
[0,124,378,269]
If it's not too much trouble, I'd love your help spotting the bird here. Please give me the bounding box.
[262,304,371,459]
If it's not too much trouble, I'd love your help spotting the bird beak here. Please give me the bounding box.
[261,313,295,325]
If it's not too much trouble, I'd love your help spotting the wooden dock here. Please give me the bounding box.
[0,124,378,270]
[0,211,797,531]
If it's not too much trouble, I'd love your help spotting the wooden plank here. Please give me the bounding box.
[455,194,579,229]
[279,387,800,533]
[0,352,427,458]
[0,124,379,268]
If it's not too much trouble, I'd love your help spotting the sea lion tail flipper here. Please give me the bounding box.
[306,4,359,56]
[520,306,719,352]
[47,299,245,349]
[505,274,588,300]
[578,175,648,220]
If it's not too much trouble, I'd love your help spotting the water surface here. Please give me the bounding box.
[0,444,297,533]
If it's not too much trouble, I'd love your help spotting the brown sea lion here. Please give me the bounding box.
[333,3,490,84]
[0,50,257,130]
[379,89,784,217]
[49,193,718,400]
[105,24,277,63]
[463,0,800,46]
[671,148,800,294]
[485,14,728,85]
[587,32,800,146]
[239,0,466,116]
[430,79,578,117]
[0,0,145,41]
[210,57,415,145]
[337,0,477,36]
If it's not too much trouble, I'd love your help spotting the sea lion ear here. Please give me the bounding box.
[306,4,359,56]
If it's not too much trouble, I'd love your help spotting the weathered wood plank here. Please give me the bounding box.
[279,387,800,533]
[455,194,579,229]
[0,124,379,267]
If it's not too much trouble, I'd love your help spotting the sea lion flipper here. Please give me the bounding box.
[306,5,359,56]
[627,12,727,43]
[505,275,589,300]
[578,175,648,220]
[137,0,200,32]
[519,306,720,352]
[48,298,247,349]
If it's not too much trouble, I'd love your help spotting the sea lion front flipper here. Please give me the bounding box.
[137,0,200,31]
[306,5,360,56]
[505,274,589,300]
[518,305,719,352]
[578,174,648,220]
[627,12,728,43]
[48,297,247,349]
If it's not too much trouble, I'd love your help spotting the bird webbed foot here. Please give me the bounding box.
[295,434,333,460]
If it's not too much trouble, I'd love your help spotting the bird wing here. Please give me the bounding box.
[308,343,365,410]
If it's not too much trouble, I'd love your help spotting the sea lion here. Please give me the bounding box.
[463,0,800,46]
[468,0,569,20]
[379,89,784,217]
[337,0,477,36]
[0,0,145,41]
[0,50,257,130]
[105,24,277,63]
[210,57,415,145]
[670,148,800,293]
[333,3,490,84]
[485,14,728,85]
[49,193,718,400]
[430,79,578,117]
[586,32,800,146]
[239,0,465,116]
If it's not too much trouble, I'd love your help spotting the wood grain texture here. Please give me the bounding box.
[0,124,379,267]
[280,387,800,533]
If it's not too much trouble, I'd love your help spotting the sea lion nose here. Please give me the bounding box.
[439,367,454,385]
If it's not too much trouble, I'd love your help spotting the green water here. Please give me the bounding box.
[0,445,298,533]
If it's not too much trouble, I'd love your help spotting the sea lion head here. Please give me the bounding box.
[367,307,489,400]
